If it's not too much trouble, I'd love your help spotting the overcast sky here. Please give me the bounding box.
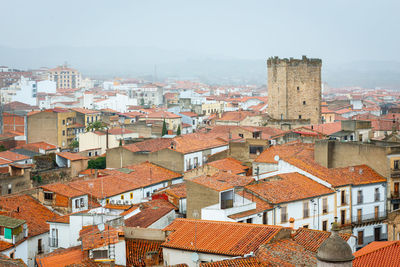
[1,0,399,64]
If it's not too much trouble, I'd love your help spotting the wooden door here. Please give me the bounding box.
[341,209,346,225]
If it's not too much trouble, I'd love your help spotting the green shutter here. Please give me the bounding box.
[4,228,12,239]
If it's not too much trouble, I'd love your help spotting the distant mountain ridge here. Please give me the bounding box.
[0,45,399,88]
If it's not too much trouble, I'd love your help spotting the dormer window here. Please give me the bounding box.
[44,192,53,200]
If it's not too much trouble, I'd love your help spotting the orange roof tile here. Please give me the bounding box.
[353,241,400,267]
[123,138,172,153]
[0,151,30,162]
[207,158,249,175]
[35,246,84,267]
[162,219,283,256]
[57,152,88,161]
[189,172,254,192]
[0,194,58,237]
[292,228,351,253]
[200,257,264,267]
[0,240,13,252]
[126,239,164,266]
[125,199,175,228]
[79,225,122,251]
[171,133,228,154]
[246,173,333,204]
[164,183,187,199]
[256,239,316,266]
[254,143,314,163]
[179,112,198,117]
[41,183,86,198]
[71,108,100,114]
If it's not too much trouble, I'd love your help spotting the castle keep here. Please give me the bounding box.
[267,56,322,124]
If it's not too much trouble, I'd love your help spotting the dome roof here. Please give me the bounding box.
[316,223,354,263]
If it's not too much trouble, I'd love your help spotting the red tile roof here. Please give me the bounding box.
[0,240,13,252]
[145,111,181,119]
[57,152,88,161]
[36,246,84,267]
[200,257,264,267]
[125,199,175,228]
[41,183,86,198]
[256,239,316,266]
[207,158,249,175]
[353,241,400,267]
[162,219,283,256]
[292,228,351,253]
[246,172,333,204]
[79,225,122,251]
[71,108,100,114]
[126,239,163,267]
[304,122,342,135]
[179,112,198,117]
[189,172,254,192]
[0,151,30,162]
[0,194,58,237]
[123,138,172,153]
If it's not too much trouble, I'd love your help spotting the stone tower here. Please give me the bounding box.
[267,56,322,124]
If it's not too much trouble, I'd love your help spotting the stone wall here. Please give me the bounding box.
[186,180,219,219]
[267,56,322,124]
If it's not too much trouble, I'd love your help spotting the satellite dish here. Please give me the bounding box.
[98,223,105,232]
[274,155,280,162]
[191,252,199,262]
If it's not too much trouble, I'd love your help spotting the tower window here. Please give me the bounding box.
[299,115,302,119]
[303,101,306,105]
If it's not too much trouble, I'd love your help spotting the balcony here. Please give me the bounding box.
[391,191,400,199]
[391,168,400,178]
[49,237,58,247]
[352,211,387,225]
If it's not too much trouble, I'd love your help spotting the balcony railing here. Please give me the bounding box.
[391,169,400,178]
[49,237,58,247]
[352,211,387,225]
[391,191,400,199]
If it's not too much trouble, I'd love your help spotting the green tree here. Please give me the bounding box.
[88,157,106,169]
[162,119,167,136]
[69,140,79,150]
[86,121,107,132]
[176,124,181,136]
[0,145,6,152]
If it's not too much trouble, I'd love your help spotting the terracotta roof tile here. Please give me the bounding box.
[353,241,400,267]
[125,200,175,228]
[79,225,122,251]
[162,219,283,256]
[36,246,84,267]
[0,151,30,162]
[256,239,316,266]
[123,138,172,153]
[0,194,58,237]
[41,183,86,198]
[246,173,334,204]
[292,227,351,253]
[207,158,249,175]
[189,172,254,192]
[71,108,100,114]
[57,152,88,161]
[200,257,264,267]
[0,240,13,252]
[126,239,163,266]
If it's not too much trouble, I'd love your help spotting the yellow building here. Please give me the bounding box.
[27,108,77,148]
[48,65,81,89]
[202,101,224,116]
[71,108,101,128]
[139,111,182,132]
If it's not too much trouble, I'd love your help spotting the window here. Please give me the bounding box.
[62,130,65,136]
[297,86,300,91]
[246,218,253,223]
[0,226,4,235]
[322,220,328,231]
[44,192,53,200]
[303,201,309,218]
[375,188,380,201]
[62,119,65,125]
[357,209,362,223]
[87,117,89,123]
[298,115,302,119]
[75,199,80,209]
[194,157,198,168]
[322,198,328,214]
[303,224,309,228]
[281,206,287,223]
[93,250,108,259]
[9,252,14,259]
[341,209,346,225]
[357,190,363,204]
[121,195,124,200]
[263,212,268,224]
[394,160,400,170]
[375,206,379,220]
[80,198,84,207]
[341,190,346,205]
[7,184,11,194]
[38,239,43,254]
[146,191,150,197]
[88,152,92,157]
[106,199,109,204]
[130,193,133,199]
[358,230,364,245]
[303,101,306,105]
